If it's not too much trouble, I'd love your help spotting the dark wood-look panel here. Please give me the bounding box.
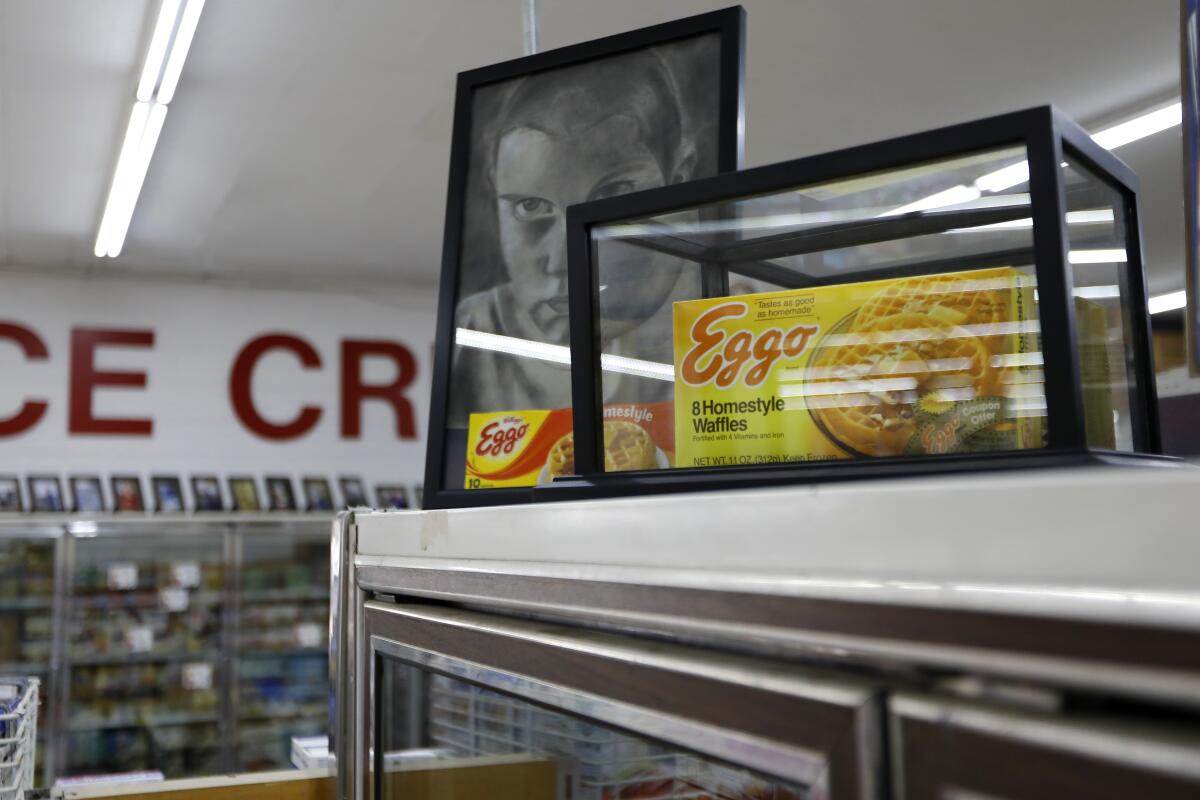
[893,707,1200,800]
[366,604,877,798]
[356,566,1200,676]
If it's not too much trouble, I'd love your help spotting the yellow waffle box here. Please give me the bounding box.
[672,267,1044,466]
[464,403,675,488]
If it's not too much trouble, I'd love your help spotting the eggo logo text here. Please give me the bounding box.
[679,303,819,389]
[475,420,529,456]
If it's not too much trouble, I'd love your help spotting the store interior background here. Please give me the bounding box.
[0,0,1195,791]
[1,0,1195,482]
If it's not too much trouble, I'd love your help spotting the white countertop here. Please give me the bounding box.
[355,465,1200,629]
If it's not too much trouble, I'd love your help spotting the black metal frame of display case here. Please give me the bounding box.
[552,105,1171,501]
[421,7,746,511]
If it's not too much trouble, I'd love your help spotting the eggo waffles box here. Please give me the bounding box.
[671,267,1043,467]
[465,403,674,489]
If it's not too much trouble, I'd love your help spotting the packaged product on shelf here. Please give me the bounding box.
[464,402,674,488]
[672,267,1044,466]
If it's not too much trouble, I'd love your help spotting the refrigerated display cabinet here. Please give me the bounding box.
[0,515,331,785]
[333,465,1200,799]
[0,522,62,782]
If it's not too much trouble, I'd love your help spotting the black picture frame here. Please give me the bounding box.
[151,475,186,513]
[553,105,1171,502]
[228,476,261,512]
[0,476,22,512]
[69,475,106,513]
[27,475,64,513]
[302,476,335,512]
[1185,0,1200,374]
[339,476,369,508]
[191,475,225,512]
[375,484,410,510]
[422,6,746,510]
[111,475,146,512]
[265,475,297,512]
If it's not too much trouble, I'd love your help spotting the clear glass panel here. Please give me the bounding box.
[0,533,55,779]
[377,659,806,799]
[237,531,330,771]
[589,146,1047,472]
[65,532,224,779]
[1062,155,1142,451]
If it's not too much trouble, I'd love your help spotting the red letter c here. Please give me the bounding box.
[0,322,49,437]
[230,334,322,440]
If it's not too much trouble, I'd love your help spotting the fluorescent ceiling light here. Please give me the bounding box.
[95,102,169,258]
[97,0,204,258]
[455,327,674,382]
[95,102,152,257]
[947,208,1114,233]
[1092,102,1183,150]
[974,161,1030,194]
[157,0,206,104]
[1149,289,1187,314]
[136,0,182,101]
[1068,249,1127,264]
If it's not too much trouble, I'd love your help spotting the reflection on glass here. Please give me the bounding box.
[590,146,1051,472]
[378,664,804,800]
[1061,156,1141,451]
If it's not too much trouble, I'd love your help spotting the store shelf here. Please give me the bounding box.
[68,711,220,732]
[237,704,326,723]
[72,591,223,611]
[241,589,328,603]
[0,661,48,674]
[71,649,220,667]
[0,597,53,611]
[239,647,326,659]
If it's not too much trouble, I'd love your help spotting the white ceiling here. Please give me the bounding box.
[0,0,1187,294]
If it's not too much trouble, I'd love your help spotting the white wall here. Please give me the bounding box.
[0,273,437,507]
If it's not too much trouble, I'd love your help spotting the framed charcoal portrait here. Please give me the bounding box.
[0,476,21,512]
[69,475,106,513]
[375,484,410,510]
[265,475,298,512]
[191,475,225,512]
[28,475,64,513]
[111,475,145,512]
[339,476,369,508]
[302,477,335,512]
[424,6,746,509]
[152,475,186,513]
[229,476,261,512]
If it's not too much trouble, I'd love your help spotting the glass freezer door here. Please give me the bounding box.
[367,602,881,799]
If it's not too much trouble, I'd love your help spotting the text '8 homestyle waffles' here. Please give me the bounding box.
[672,267,1045,468]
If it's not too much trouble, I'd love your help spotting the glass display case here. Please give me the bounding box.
[367,603,878,799]
[552,105,1166,498]
[0,523,60,781]
[0,516,331,785]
